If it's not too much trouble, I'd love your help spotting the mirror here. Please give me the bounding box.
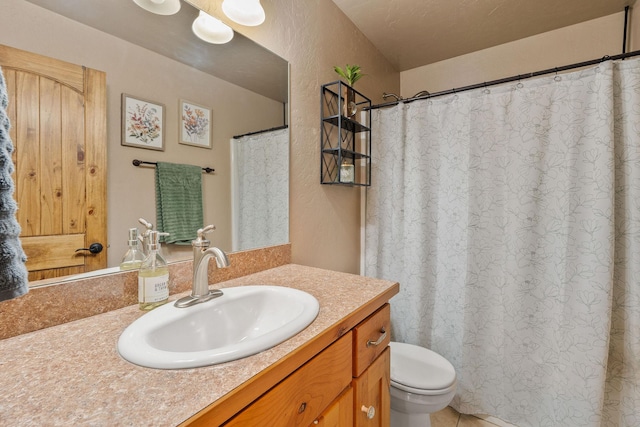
[5,0,289,286]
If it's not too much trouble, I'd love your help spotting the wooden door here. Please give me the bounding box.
[0,44,107,281]
[353,348,391,427]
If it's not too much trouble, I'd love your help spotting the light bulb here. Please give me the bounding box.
[132,0,181,15]
[192,11,234,44]
[222,0,265,26]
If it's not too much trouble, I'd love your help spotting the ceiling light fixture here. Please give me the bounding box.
[132,0,181,15]
[221,0,265,26]
[192,11,234,44]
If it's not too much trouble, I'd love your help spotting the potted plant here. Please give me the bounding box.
[334,64,364,87]
[334,64,364,118]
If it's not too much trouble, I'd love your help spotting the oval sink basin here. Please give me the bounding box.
[118,285,319,369]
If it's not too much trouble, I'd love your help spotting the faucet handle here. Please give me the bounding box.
[197,225,216,238]
[193,225,216,248]
[138,218,153,232]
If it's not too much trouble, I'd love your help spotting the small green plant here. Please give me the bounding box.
[334,64,364,87]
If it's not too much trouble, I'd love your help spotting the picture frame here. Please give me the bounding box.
[179,99,212,149]
[121,94,165,151]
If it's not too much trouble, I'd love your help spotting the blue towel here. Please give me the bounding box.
[0,66,29,302]
[155,162,203,245]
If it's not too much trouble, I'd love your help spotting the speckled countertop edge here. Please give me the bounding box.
[0,264,398,426]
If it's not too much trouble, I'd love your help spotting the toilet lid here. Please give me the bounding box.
[390,342,456,391]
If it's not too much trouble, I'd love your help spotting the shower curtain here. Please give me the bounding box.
[366,58,640,427]
[230,127,288,251]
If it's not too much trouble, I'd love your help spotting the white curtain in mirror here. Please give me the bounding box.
[231,128,288,251]
[366,59,640,427]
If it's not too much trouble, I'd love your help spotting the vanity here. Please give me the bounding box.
[0,264,398,426]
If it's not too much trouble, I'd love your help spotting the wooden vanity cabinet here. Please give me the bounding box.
[191,303,393,427]
[225,333,353,426]
[351,304,391,427]
[315,303,391,427]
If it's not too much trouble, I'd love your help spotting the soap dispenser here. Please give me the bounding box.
[138,230,169,310]
[120,228,145,270]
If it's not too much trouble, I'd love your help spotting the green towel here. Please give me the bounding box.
[155,162,203,245]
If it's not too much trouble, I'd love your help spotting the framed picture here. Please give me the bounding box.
[179,99,212,149]
[121,94,165,151]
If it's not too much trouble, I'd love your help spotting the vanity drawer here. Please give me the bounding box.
[225,332,352,426]
[353,304,390,377]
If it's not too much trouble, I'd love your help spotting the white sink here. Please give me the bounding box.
[117,285,319,369]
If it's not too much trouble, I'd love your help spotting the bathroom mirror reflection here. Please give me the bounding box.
[4,0,289,287]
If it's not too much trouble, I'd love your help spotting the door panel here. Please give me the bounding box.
[39,77,63,235]
[0,44,107,281]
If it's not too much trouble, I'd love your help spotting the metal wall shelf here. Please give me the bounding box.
[320,81,371,186]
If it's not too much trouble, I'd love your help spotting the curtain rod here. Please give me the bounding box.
[233,124,288,139]
[369,49,640,111]
[132,159,215,174]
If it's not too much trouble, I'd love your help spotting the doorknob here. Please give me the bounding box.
[75,243,104,254]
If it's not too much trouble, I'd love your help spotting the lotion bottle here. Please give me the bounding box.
[120,228,144,270]
[138,230,169,310]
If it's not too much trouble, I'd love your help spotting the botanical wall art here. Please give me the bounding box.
[121,94,165,151]
[180,99,212,149]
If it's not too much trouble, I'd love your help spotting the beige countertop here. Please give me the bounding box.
[0,264,399,426]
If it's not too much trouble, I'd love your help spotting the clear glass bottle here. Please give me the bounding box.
[138,231,169,311]
[340,160,355,183]
[120,228,145,270]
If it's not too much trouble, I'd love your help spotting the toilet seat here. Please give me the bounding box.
[390,342,456,395]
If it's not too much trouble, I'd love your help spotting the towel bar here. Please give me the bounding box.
[132,159,214,173]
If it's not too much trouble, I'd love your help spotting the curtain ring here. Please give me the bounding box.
[483,82,490,94]
[554,67,562,82]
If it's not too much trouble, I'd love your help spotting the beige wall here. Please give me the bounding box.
[402,9,639,97]
[3,0,284,267]
[188,0,400,274]
[5,0,636,277]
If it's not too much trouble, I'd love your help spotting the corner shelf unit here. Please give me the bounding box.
[321,81,371,186]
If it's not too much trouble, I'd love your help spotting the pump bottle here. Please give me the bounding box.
[138,230,169,310]
[120,228,144,270]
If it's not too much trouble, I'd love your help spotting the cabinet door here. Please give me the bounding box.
[312,387,353,427]
[353,347,390,427]
[225,332,352,426]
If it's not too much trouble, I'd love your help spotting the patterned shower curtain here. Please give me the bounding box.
[365,58,640,427]
[230,127,289,251]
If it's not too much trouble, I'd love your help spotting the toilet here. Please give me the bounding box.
[390,341,457,427]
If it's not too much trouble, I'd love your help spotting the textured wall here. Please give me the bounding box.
[187,0,400,274]
[401,10,638,97]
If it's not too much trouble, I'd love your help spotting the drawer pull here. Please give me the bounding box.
[361,405,376,419]
[366,327,387,347]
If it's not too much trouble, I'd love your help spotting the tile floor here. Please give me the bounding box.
[431,406,512,427]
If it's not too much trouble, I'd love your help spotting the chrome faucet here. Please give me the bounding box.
[174,225,230,308]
